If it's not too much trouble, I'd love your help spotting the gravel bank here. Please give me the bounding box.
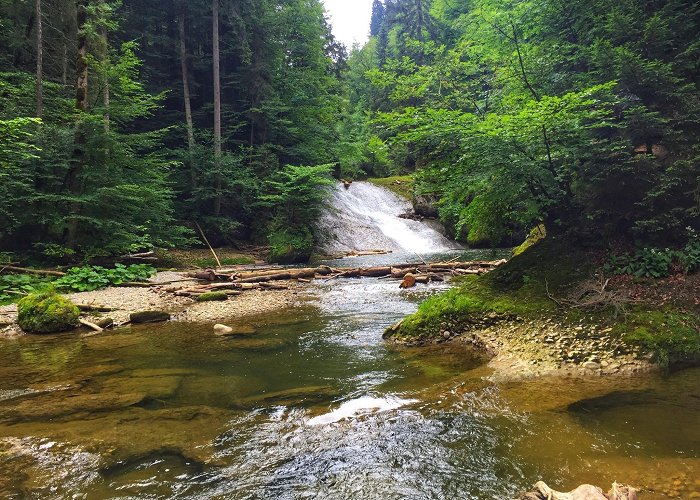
[407,314,657,380]
[0,272,304,336]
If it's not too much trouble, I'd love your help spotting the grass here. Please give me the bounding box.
[367,175,414,200]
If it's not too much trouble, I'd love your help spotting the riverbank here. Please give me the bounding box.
[385,238,700,380]
[0,270,304,337]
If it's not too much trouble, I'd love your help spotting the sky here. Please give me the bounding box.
[322,0,374,49]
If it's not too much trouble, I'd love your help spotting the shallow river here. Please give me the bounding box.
[0,251,698,499]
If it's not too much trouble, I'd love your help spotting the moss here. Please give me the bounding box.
[389,237,592,342]
[367,175,414,200]
[17,290,80,334]
[617,308,700,367]
[513,225,547,256]
[196,291,228,302]
[388,236,700,369]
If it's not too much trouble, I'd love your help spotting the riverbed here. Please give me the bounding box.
[0,251,698,499]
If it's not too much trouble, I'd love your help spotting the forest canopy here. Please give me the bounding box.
[0,0,698,262]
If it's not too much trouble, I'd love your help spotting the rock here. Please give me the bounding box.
[213,324,233,335]
[582,361,601,371]
[130,310,171,324]
[399,273,417,289]
[442,331,451,339]
[17,291,80,334]
[95,317,114,329]
[214,324,256,336]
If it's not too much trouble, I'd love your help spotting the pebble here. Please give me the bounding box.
[442,331,451,339]
[582,361,600,371]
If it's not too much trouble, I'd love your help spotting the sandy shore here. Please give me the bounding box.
[0,271,304,337]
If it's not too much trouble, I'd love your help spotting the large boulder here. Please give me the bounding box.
[17,291,80,334]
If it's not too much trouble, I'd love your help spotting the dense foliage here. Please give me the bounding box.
[0,0,698,263]
[0,0,341,260]
[340,0,700,250]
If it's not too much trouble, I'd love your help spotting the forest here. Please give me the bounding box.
[0,0,697,266]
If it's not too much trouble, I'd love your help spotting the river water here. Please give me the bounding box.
[0,251,698,499]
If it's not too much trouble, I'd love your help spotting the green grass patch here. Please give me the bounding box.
[392,237,593,341]
[367,175,414,200]
[196,291,229,302]
[617,308,700,367]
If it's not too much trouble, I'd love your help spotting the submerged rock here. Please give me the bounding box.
[518,481,637,500]
[130,310,171,324]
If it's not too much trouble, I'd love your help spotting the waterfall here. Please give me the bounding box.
[316,182,461,255]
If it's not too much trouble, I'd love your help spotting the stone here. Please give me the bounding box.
[130,310,171,324]
[399,273,417,289]
[582,361,600,371]
[213,324,233,335]
[442,331,451,339]
[95,317,114,329]
[17,291,80,334]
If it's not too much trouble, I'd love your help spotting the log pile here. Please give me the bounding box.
[162,259,507,298]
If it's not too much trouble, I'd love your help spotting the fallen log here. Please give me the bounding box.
[76,304,116,312]
[78,318,104,332]
[0,266,65,277]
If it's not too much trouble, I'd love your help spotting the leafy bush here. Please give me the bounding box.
[605,229,700,278]
[17,290,80,334]
[268,227,315,264]
[54,264,156,292]
[0,274,52,303]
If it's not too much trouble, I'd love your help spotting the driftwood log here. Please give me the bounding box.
[161,260,506,297]
[519,481,637,500]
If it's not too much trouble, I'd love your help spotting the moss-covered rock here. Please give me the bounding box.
[196,291,228,302]
[17,290,80,334]
[268,228,314,264]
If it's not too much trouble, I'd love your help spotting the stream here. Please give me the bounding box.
[0,183,698,498]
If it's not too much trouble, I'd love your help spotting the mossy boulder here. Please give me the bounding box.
[17,291,80,334]
[196,291,228,302]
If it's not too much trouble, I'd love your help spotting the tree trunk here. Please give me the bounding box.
[212,0,222,216]
[35,0,43,118]
[101,20,110,133]
[177,6,196,188]
[65,0,89,248]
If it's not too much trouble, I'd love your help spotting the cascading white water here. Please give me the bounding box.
[316,182,461,255]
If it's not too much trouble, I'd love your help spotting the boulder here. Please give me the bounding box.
[399,273,417,289]
[17,291,80,334]
[130,310,171,324]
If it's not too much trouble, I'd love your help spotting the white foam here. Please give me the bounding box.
[307,396,417,426]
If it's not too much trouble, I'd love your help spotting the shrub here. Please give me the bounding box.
[17,290,80,334]
[268,227,314,264]
[54,264,156,292]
